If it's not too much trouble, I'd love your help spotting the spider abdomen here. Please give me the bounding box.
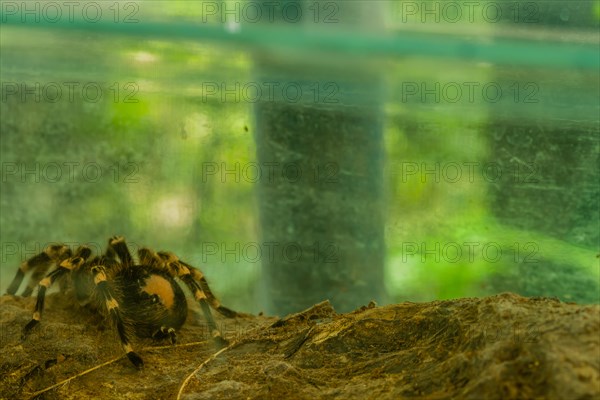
[116,268,188,338]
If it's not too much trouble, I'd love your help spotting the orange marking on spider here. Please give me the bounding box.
[142,275,175,309]
[39,277,52,287]
[194,290,207,301]
[94,271,107,284]
[105,298,119,310]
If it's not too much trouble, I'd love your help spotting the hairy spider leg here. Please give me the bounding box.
[152,251,228,347]
[151,326,177,344]
[91,264,144,369]
[181,261,240,318]
[108,235,134,267]
[21,247,91,338]
[178,270,229,348]
[137,247,161,268]
[150,250,241,318]
[6,244,72,297]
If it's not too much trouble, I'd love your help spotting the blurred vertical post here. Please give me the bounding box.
[485,1,599,302]
[253,1,387,315]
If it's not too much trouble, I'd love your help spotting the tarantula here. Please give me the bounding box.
[6,236,241,369]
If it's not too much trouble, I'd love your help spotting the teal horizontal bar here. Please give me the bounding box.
[1,15,598,69]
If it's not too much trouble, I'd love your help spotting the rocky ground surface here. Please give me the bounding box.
[1,293,599,400]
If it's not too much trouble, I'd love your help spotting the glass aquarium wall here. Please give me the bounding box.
[1,0,598,315]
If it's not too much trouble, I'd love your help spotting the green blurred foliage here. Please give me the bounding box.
[1,1,598,310]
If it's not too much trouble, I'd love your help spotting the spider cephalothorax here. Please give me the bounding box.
[6,236,241,369]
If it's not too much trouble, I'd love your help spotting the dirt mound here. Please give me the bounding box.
[1,293,598,399]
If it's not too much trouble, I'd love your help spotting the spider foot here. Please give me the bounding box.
[152,326,177,344]
[213,334,229,349]
[21,319,39,340]
[127,351,144,369]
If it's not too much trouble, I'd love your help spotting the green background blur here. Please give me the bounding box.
[1,0,598,313]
